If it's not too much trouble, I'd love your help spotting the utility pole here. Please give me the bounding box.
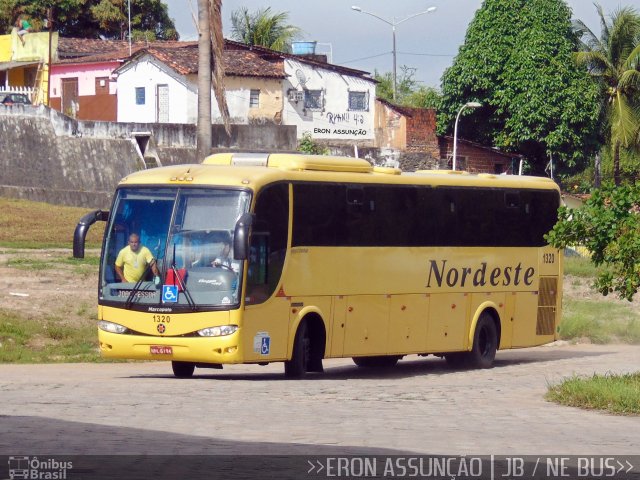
[47,7,53,106]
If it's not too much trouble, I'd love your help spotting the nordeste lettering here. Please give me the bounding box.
[426,260,535,288]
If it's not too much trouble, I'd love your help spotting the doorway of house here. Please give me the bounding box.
[156,84,169,122]
[61,77,79,118]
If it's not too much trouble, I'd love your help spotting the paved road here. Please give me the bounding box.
[1,343,639,458]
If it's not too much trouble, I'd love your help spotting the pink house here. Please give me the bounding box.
[50,56,120,120]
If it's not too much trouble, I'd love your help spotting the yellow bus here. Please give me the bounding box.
[74,152,562,378]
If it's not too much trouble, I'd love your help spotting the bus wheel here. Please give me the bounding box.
[352,356,400,368]
[172,361,195,378]
[467,313,498,369]
[285,322,310,379]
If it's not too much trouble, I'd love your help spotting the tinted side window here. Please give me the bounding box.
[360,186,436,246]
[292,184,346,246]
[435,187,559,247]
[292,182,558,248]
[527,190,560,246]
[246,183,289,304]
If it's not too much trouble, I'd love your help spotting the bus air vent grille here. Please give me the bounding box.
[536,277,557,335]
[536,307,556,335]
[538,277,557,306]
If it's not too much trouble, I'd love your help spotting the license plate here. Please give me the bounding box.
[150,345,173,355]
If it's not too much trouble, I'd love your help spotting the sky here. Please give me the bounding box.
[164,0,633,88]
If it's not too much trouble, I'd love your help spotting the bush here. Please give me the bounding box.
[298,132,329,155]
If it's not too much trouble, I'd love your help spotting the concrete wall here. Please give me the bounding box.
[438,137,515,174]
[0,105,297,208]
[374,101,406,150]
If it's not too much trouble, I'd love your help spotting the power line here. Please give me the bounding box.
[397,51,455,57]
[338,52,392,65]
[339,50,455,66]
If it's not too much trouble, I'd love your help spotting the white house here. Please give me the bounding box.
[281,57,376,144]
[115,44,286,125]
[114,41,377,145]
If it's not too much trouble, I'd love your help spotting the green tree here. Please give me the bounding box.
[230,6,301,52]
[298,132,329,155]
[546,184,640,301]
[574,4,640,186]
[0,0,177,39]
[374,66,442,108]
[406,86,441,109]
[437,0,601,176]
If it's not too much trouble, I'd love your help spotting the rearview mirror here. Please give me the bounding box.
[73,210,109,258]
[233,213,253,260]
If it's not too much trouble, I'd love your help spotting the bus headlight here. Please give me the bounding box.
[198,325,238,337]
[98,320,129,334]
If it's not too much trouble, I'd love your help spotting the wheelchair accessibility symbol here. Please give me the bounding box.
[253,332,270,355]
[261,336,270,355]
[162,285,178,303]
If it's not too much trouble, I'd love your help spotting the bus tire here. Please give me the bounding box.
[172,361,195,378]
[285,322,310,379]
[467,313,498,369]
[352,355,400,368]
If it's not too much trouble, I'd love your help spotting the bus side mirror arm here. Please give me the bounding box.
[73,210,109,259]
[233,213,253,261]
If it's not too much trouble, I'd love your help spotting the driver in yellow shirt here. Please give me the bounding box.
[115,233,160,283]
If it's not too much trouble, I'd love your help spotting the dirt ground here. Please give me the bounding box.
[562,271,640,315]
[0,247,638,326]
[0,248,99,325]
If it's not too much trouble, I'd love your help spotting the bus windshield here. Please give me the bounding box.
[100,187,251,310]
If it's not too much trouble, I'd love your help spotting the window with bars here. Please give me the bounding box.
[304,90,323,110]
[249,89,260,108]
[348,91,368,111]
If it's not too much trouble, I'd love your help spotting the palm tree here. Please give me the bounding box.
[574,4,640,186]
[230,7,301,52]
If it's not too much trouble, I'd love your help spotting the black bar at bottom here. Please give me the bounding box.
[1,454,638,480]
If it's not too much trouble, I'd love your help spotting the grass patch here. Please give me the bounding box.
[5,255,100,275]
[6,258,56,270]
[0,198,104,249]
[546,373,640,415]
[564,256,602,278]
[560,298,640,344]
[60,255,101,266]
[0,309,104,363]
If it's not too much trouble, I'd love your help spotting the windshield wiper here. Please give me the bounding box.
[125,262,156,309]
[166,242,198,312]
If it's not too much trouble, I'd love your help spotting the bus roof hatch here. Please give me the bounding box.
[203,152,373,173]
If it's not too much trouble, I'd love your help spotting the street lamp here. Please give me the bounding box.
[351,5,436,101]
[452,101,481,171]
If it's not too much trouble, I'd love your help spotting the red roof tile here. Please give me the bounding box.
[57,38,195,59]
[56,38,369,80]
[121,45,285,78]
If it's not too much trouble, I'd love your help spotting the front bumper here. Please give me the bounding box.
[98,329,244,364]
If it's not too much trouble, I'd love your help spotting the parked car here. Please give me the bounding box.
[0,92,31,105]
